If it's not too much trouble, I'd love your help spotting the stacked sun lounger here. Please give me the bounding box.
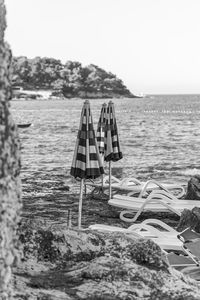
[85,175,186,199]
[89,219,200,274]
[107,189,200,222]
[88,185,200,278]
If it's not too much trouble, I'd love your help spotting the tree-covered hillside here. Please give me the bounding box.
[11,56,135,98]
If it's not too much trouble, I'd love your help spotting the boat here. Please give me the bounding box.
[17,123,32,128]
[134,93,146,98]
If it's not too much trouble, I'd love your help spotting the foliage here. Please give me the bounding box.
[11,56,134,98]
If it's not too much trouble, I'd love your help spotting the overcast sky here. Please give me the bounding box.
[4,0,200,94]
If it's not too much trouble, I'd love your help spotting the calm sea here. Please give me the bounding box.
[11,94,200,189]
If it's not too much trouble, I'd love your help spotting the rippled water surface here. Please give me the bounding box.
[11,94,200,184]
[10,94,200,226]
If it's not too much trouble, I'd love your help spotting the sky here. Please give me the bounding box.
[4,0,200,95]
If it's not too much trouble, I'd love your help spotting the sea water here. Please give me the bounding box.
[11,94,200,187]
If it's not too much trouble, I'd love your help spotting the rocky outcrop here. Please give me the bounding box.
[0,1,22,298]
[13,223,200,299]
[177,207,200,232]
[185,175,200,200]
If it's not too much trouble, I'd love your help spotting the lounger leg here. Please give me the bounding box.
[120,210,140,223]
[119,196,156,223]
[175,187,185,199]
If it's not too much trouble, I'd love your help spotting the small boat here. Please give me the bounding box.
[17,123,32,128]
[134,93,146,98]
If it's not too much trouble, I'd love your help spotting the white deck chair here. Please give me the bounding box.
[89,220,189,252]
[89,220,200,266]
[90,219,200,240]
[108,189,200,223]
[164,252,198,268]
[85,175,185,198]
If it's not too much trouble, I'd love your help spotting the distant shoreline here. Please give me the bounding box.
[12,57,136,99]
[12,88,141,100]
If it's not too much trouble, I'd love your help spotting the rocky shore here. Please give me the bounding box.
[13,219,200,300]
[11,174,200,299]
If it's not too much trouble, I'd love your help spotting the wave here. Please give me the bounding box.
[179,168,200,176]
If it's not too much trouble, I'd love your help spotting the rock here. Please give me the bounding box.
[13,222,200,299]
[177,207,200,232]
[185,175,200,200]
[0,0,22,298]
[18,220,167,268]
[77,256,200,300]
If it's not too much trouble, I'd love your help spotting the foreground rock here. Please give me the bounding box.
[13,221,200,299]
[0,0,22,298]
[185,175,200,200]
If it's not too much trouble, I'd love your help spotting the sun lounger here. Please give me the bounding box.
[141,221,200,266]
[90,218,176,237]
[89,220,200,267]
[182,239,200,263]
[90,218,200,241]
[169,239,200,278]
[89,219,199,254]
[89,220,189,251]
[165,252,197,268]
[85,175,185,198]
[177,228,200,243]
[108,189,200,223]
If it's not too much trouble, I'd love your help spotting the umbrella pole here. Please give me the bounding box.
[78,179,84,229]
[109,161,112,199]
[101,174,104,189]
[101,154,104,190]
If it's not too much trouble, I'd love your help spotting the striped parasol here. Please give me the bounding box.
[104,101,123,198]
[96,103,107,157]
[96,103,107,189]
[70,100,104,228]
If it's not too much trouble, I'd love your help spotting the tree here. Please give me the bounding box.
[0,1,21,298]
[11,57,134,98]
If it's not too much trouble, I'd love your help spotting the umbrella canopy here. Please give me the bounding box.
[70,100,104,179]
[96,103,107,156]
[104,101,123,199]
[70,100,104,228]
[104,101,123,162]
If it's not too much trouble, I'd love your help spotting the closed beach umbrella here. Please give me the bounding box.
[104,101,123,198]
[70,100,104,228]
[96,103,107,189]
[96,103,107,157]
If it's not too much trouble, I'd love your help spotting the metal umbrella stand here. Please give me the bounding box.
[70,100,104,229]
[104,101,123,199]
